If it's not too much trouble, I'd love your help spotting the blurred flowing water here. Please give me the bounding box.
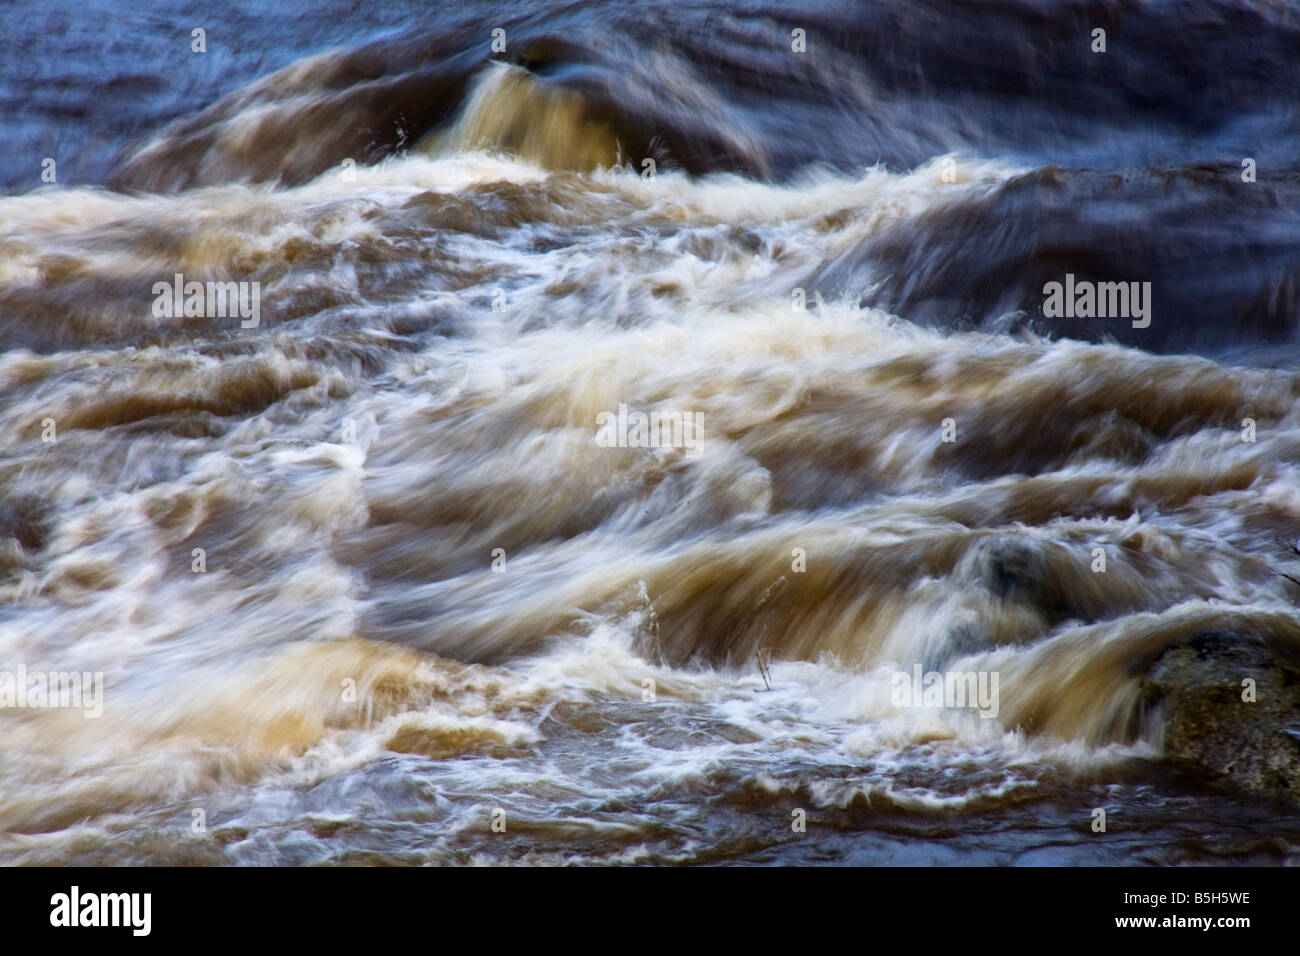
[1,0,1300,864]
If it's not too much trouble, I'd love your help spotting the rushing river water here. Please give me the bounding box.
[2,0,1300,865]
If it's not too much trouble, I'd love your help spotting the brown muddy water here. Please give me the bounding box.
[1,0,1300,865]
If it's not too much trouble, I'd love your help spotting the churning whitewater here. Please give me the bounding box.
[2,0,1300,864]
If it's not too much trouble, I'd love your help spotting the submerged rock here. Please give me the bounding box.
[1143,633,1300,800]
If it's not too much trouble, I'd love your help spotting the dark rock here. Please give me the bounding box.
[1143,633,1300,800]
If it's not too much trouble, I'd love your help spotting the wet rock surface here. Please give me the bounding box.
[1143,633,1300,801]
